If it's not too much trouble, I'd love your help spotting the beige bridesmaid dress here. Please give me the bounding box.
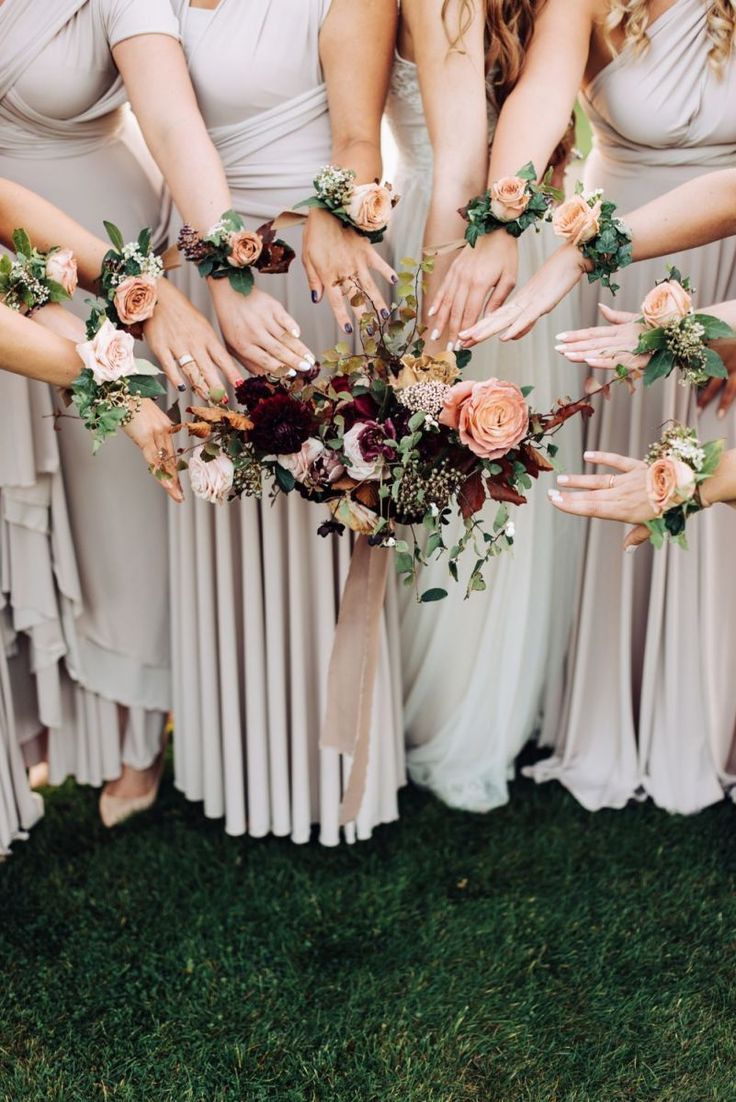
[0,0,180,788]
[529,0,736,814]
[0,597,42,856]
[167,0,404,845]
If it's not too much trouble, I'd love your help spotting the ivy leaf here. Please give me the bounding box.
[128,375,166,399]
[702,346,728,380]
[643,348,675,386]
[273,464,296,493]
[420,588,448,603]
[228,266,254,297]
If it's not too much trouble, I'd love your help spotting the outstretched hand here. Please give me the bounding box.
[547,450,652,550]
[554,304,647,373]
[427,232,519,349]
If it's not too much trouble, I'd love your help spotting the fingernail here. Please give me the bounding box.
[555,333,568,341]
[446,341,455,352]
[177,384,186,392]
[366,325,375,336]
[344,323,353,334]
[305,352,316,365]
[298,359,311,372]
[311,291,318,304]
[234,377,245,386]
[391,274,398,284]
[286,368,298,378]
[625,545,638,554]
[428,307,437,317]
[718,409,726,420]
[557,475,569,484]
[221,396,229,404]
[381,308,390,319]
[430,329,440,341]
[290,327,301,339]
[548,489,563,504]
[554,345,565,353]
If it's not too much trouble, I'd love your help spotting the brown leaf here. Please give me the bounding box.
[187,405,230,423]
[458,470,486,520]
[186,421,213,439]
[486,479,527,507]
[355,483,379,509]
[537,397,595,434]
[332,476,359,492]
[520,443,554,479]
[221,410,253,431]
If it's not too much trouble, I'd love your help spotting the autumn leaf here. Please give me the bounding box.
[486,479,527,507]
[458,470,486,519]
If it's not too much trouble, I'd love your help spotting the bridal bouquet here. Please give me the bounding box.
[182,262,591,600]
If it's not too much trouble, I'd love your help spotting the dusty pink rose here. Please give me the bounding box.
[342,422,384,480]
[646,457,696,516]
[45,248,78,296]
[227,229,263,268]
[440,377,529,460]
[113,274,158,326]
[641,280,692,328]
[346,183,394,233]
[76,318,136,384]
[552,194,602,247]
[490,176,530,222]
[329,496,379,535]
[278,437,344,487]
[188,446,234,505]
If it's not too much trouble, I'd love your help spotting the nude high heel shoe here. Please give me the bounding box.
[98,734,168,829]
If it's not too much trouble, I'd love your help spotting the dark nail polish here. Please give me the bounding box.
[177,384,186,392]
[311,290,318,303]
[366,325,375,337]
[344,323,353,334]
[391,274,399,284]
[381,308,390,319]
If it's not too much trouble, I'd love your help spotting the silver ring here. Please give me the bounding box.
[178,353,195,368]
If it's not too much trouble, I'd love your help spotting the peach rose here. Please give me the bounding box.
[329,496,379,535]
[45,248,78,297]
[440,377,529,461]
[346,183,394,233]
[490,176,530,222]
[188,446,234,505]
[76,318,136,384]
[646,457,696,516]
[641,280,692,329]
[227,229,263,268]
[552,194,602,247]
[113,274,158,326]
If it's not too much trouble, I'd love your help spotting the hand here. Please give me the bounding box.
[303,208,396,333]
[428,232,519,349]
[697,338,736,418]
[554,304,648,373]
[143,278,237,399]
[123,397,183,503]
[209,281,316,377]
[458,242,588,346]
[547,450,652,550]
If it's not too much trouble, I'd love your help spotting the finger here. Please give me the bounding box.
[557,336,624,355]
[247,347,289,375]
[598,303,637,325]
[555,325,612,344]
[459,286,487,341]
[355,268,389,320]
[304,258,324,305]
[556,472,621,490]
[267,321,315,369]
[209,342,240,388]
[697,377,722,412]
[367,250,398,287]
[718,375,736,419]
[486,276,516,314]
[582,450,643,473]
[158,347,186,391]
[547,489,603,517]
[459,303,521,346]
[155,430,183,501]
[144,435,183,504]
[428,276,457,341]
[623,524,650,550]
[191,345,227,396]
[448,288,470,349]
[326,283,354,336]
[500,305,539,341]
[273,303,304,342]
[180,361,210,400]
[262,332,312,374]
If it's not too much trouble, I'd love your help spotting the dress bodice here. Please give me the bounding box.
[582,0,736,172]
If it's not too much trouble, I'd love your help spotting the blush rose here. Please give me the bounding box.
[188,447,235,505]
[552,194,602,247]
[228,229,263,268]
[347,183,394,233]
[646,457,696,516]
[440,377,529,460]
[490,176,530,222]
[113,274,159,326]
[76,318,137,384]
[641,280,692,328]
[45,248,78,297]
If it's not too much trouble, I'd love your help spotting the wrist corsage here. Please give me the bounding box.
[644,423,723,548]
[177,211,295,297]
[460,162,558,246]
[296,165,398,243]
[552,184,632,293]
[0,228,77,314]
[98,221,164,337]
[631,269,735,388]
[69,309,164,452]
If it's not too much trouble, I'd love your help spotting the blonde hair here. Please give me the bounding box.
[605,0,736,70]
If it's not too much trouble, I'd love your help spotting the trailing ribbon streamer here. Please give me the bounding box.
[320,535,390,827]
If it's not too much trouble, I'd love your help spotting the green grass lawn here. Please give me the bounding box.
[2,765,735,1102]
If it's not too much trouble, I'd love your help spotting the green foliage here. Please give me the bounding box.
[462,163,556,246]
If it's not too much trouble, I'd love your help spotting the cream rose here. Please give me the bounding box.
[329,496,379,535]
[552,194,602,247]
[277,437,344,486]
[227,229,263,268]
[188,446,235,505]
[342,422,383,481]
[346,182,394,234]
[490,176,530,222]
[646,457,696,516]
[641,280,693,329]
[45,248,78,296]
[76,318,136,385]
[113,274,159,326]
[440,377,529,461]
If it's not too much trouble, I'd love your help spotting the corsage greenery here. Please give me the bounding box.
[295,165,398,244]
[177,210,295,297]
[460,162,558,245]
[552,184,632,293]
[644,423,723,549]
[0,228,77,314]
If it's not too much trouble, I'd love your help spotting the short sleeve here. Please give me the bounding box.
[102,0,181,48]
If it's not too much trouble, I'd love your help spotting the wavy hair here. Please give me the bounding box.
[605,0,736,70]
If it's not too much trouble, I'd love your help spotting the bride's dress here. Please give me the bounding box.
[386,55,583,811]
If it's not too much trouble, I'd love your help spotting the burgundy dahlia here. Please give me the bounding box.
[235,376,275,410]
[357,419,397,462]
[249,393,316,454]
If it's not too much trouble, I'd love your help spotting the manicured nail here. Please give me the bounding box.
[430,329,440,341]
[290,327,301,339]
[548,489,563,504]
[221,396,229,404]
[625,545,638,554]
[555,333,568,341]
[299,359,312,371]
[286,368,298,378]
[557,475,569,484]
[381,308,390,319]
[391,274,398,284]
[344,323,353,334]
[177,383,186,392]
[428,306,437,317]
[305,352,316,365]
[583,451,594,461]
[446,341,455,352]
[718,409,726,420]
[366,325,375,336]
[311,291,318,304]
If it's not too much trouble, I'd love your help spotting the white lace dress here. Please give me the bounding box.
[385,54,583,811]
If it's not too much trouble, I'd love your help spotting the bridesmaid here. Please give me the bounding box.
[383,0,581,812]
[454,0,736,814]
[0,0,308,821]
[166,0,405,845]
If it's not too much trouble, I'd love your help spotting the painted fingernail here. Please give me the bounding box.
[548,489,563,504]
[221,396,229,404]
[391,274,399,284]
[428,306,437,317]
[366,325,375,337]
[299,359,312,372]
[557,475,569,484]
[718,409,726,420]
[555,333,568,341]
[177,383,187,392]
[290,327,301,339]
[446,341,455,352]
[381,308,390,319]
[344,323,353,334]
[431,329,440,341]
[286,368,298,378]
[305,352,316,365]
[625,545,638,554]
[311,291,318,304]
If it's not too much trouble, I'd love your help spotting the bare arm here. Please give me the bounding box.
[0,301,83,385]
[626,169,736,261]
